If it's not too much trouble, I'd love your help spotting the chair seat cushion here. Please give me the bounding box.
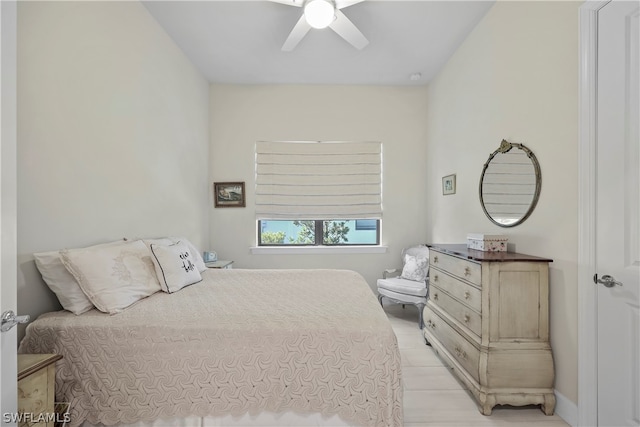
[377,277,428,297]
[377,287,427,305]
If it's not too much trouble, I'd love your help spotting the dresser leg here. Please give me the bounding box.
[481,405,493,416]
[478,393,496,415]
[542,393,556,415]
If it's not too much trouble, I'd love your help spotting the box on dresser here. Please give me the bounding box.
[466,233,508,252]
[423,244,554,416]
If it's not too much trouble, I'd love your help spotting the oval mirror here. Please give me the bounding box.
[479,140,541,227]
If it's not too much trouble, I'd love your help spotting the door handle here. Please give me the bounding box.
[1,310,30,332]
[594,274,623,288]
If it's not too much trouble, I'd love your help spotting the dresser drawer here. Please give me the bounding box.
[430,269,482,313]
[430,284,482,338]
[424,305,480,383]
[430,251,481,286]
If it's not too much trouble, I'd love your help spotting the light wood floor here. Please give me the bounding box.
[382,303,571,427]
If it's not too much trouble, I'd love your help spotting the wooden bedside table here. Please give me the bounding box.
[205,260,233,269]
[18,354,62,427]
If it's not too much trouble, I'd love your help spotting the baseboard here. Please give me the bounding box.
[554,389,578,427]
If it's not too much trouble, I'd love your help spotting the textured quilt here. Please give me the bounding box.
[19,269,403,427]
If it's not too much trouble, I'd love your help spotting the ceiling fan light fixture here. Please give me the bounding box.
[304,0,335,29]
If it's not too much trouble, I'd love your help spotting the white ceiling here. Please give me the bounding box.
[142,0,495,86]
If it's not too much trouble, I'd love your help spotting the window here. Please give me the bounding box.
[355,219,377,231]
[258,219,380,246]
[255,141,382,247]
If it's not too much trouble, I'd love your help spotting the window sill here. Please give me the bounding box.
[250,246,388,255]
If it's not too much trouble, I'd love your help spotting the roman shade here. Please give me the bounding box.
[255,141,382,220]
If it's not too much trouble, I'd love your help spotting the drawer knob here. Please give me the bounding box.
[464,266,471,276]
[454,346,467,360]
[426,320,436,329]
[464,314,470,323]
[433,275,439,282]
[464,291,471,300]
[433,293,438,301]
[433,256,438,263]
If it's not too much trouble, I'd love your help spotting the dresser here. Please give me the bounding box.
[423,244,555,415]
[18,354,62,427]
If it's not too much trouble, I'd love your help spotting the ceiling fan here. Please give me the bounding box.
[269,0,369,51]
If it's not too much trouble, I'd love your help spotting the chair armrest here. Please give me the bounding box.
[383,268,400,279]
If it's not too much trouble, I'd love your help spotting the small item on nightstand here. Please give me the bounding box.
[203,251,217,262]
[466,233,508,252]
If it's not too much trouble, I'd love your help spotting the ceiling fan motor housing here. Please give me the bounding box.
[275,0,368,51]
[304,0,336,29]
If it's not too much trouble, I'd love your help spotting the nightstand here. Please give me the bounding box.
[18,354,62,427]
[205,260,233,269]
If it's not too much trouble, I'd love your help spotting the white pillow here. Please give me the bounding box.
[60,240,161,314]
[401,254,429,282]
[142,237,206,273]
[150,241,202,293]
[34,239,125,315]
[168,237,206,273]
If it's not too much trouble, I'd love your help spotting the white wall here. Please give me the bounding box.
[17,1,210,335]
[209,84,429,290]
[425,0,580,407]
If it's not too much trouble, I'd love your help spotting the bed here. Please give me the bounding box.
[19,265,403,427]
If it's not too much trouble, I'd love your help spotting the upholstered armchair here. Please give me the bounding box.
[377,245,429,328]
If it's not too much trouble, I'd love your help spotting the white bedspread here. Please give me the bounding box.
[19,269,403,427]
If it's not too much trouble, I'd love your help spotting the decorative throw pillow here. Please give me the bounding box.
[150,241,202,293]
[34,239,126,315]
[401,254,429,282]
[60,240,161,314]
[168,237,207,272]
[142,237,207,273]
[142,237,174,249]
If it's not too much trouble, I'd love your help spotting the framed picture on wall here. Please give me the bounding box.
[442,174,456,195]
[214,182,245,207]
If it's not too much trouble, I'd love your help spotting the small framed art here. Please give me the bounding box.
[442,174,456,195]
[214,182,245,207]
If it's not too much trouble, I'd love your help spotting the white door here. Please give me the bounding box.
[1,1,18,424]
[596,0,640,425]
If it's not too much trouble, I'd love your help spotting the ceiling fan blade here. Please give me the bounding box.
[268,0,303,7]
[329,10,368,50]
[282,14,312,51]
[335,0,365,10]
